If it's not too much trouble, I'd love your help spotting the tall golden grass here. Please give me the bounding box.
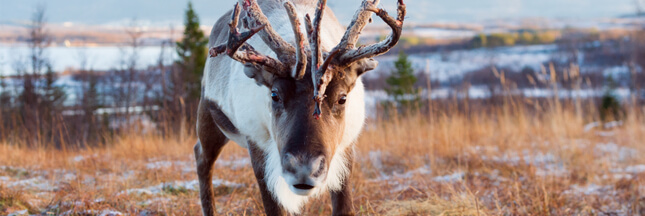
[1,77,644,215]
[1,104,643,215]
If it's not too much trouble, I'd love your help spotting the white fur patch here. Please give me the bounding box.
[262,142,321,214]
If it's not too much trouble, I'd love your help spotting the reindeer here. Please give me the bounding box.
[194,0,405,215]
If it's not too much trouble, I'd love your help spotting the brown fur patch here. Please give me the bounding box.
[204,99,239,135]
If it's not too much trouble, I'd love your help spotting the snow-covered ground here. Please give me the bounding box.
[0,43,577,81]
[0,44,175,75]
[370,44,559,82]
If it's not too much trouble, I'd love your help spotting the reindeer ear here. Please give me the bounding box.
[356,58,379,77]
[244,65,275,87]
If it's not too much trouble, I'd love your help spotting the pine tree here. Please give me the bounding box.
[42,63,66,112]
[0,72,10,109]
[176,1,207,102]
[81,70,101,144]
[0,69,12,127]
[386,51,419,112]
[599,76,624,122]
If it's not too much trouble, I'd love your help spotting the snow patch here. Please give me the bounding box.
[215,157,251,170]
[480,150,567,177]
[145,158,250,172]
[602,173,633,180]
[5,177,56,191]
[145,161,174,169]
[603,121,623,129]
[432,172,464,183]
[62,209,123,216]
[8,210,28,216]
[565,184,614,195]
[375,166,432,181]
[583,122,601,132]
[140,197,172,206]
[535,164,568,177]
[70,154,98,162]
[482,151,558,166]
[596,131,615,137]
[612,164,645,174]
[118,179,243,195]
[594,143,637,162]
[144,160,194,173]
[368,151,385,171]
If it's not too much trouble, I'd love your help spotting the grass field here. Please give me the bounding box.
[1,106,645,215]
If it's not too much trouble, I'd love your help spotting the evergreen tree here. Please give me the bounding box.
[0,72,10,109]
[599,76,624,122]
[176,1,208,102]
[386,51,420,112]
[82,71,101,114]
[80,70,101,144]
[0,68,12,129]
[42,63,67,112]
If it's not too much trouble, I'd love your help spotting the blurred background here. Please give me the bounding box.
[1,0,645,215]
[1,0,643,146]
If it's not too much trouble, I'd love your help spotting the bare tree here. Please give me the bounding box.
[73,44,102,145]
[110,19,144,131]
[0,54,11,141]
[19,4,55,146]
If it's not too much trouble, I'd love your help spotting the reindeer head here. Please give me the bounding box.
[210,0,405,196]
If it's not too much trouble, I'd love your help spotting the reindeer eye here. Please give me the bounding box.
[338,95,347,105]
[271,92,280,102]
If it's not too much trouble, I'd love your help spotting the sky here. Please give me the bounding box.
[0,0,639,27]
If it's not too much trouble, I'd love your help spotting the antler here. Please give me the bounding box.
[211,0,405,120]
[335,0,406,64]
[242,0,296,65]
[210,3,288,76]
[283,2,308,80]
[309,0,342,119]
[310,0,405,119]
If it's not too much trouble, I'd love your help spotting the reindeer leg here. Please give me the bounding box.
[330,149,355,216]
[194,100,229,216]
[248,142,285,216]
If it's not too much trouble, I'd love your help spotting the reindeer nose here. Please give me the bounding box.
[283,153,325,178]
[283,153,326,195]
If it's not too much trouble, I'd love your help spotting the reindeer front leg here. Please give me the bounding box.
[194,100,230,216]
[330,149,355,216]
[248,142,285,216]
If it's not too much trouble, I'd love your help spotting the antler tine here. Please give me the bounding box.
[210,3,288,77]
[336,0,406,64]
[336,0,380,51]
[243,0,296,64]
[310,0,330,119]
[304,14,314,45]
[283,2,308,80]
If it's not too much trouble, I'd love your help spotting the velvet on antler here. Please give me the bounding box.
[210,0,406,119]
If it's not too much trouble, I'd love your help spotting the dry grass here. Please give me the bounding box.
[1,108,645,215]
